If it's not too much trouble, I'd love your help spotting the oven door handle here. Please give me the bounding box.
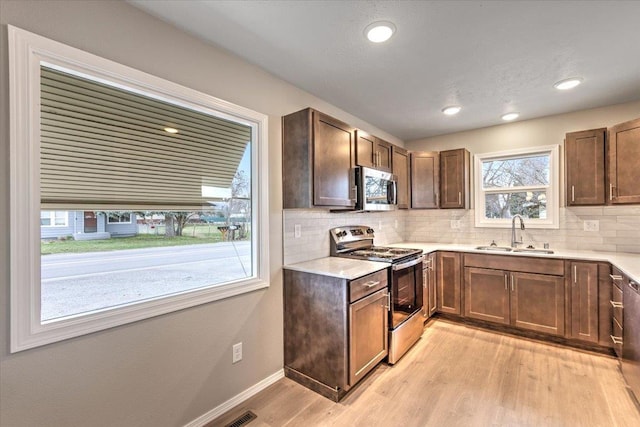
[392,255,424,271]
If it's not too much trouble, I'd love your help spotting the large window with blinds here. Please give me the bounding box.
[9,26,270,352]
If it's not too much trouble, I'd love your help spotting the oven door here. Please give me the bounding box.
[390,256,424,329]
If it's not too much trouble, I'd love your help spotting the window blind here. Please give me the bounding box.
[40,66,250,210]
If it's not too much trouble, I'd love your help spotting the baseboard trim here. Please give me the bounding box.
[184,369,285,427]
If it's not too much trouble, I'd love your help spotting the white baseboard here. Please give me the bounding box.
[184,369,285,427]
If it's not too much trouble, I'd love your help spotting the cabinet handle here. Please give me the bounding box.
[458,192,462,205]
[364,280,380,288]
[610,274,623,281]
[510,274,514,292]
[504,274,508,290]
[610,300,623,309]
[573,265,577,284]
[610,335,623,345]
[610,183,615,201]
[571,185,575,202]
[385,292,391,311]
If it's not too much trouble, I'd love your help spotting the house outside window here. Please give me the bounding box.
[107,213,131,224]
[474,145,559,229]
[9,26,269,352]
[40,211,68,227]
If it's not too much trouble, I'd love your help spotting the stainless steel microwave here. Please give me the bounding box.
[357,167,397,211]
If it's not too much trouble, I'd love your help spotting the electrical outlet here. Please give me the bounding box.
[232,342,242,364]
[583,220,599,232]
[294,224,301,238]
[450,220,461,229]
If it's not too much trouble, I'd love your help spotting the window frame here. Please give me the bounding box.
[9,26,270,352]
[474,145,560,229]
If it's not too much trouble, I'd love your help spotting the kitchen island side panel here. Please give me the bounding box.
[283,269,349,390]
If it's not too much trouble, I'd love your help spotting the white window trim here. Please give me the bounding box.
[9,26,270,352]
[107,213,132,224]
[40,211,69,227]
[474,145,559,229]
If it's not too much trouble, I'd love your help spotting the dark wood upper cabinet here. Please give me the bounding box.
[439,148,470,209]
[392,146,410,209]
[356,131,392,172]
[410,151,439,209]
[565,128,606,206]
[609,117,640,204]
[282,108,356,209]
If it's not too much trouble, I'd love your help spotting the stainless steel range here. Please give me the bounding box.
[330,225,425,364]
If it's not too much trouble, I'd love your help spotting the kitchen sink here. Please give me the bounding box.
[512,248,555,254]
[475,246,513,252]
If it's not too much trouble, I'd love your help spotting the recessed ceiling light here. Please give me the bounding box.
[364,21,396,43]
[442,106,462,115]
[501,113,519,121]
[554,77,583,90]
[164,127,179,134]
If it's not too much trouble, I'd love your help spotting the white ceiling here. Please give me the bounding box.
[129,0,640,141]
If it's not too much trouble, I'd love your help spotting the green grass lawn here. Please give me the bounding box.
[41,233,226,255]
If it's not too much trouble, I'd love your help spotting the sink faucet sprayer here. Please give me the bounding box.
[511,214,525,248]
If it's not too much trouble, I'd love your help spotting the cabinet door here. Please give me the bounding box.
[436,252,461,315]
[427,253,437,317]
[392,146,410,209]
[375,139,392,172]
[356,132,391,172]
[609,117,640,204]
[410,151,439,209]
[349,288,389,386]
[314,112,356,207]
[422,253,437,318]
[356,131,376,169]
[570,262,599,343]
[510,272,565,336]
[464,267,510,325]
[440,148,470,209]
[565,128,606,206]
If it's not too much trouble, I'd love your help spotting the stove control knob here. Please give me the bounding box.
[337,231,347,238]
[366,228,374,234]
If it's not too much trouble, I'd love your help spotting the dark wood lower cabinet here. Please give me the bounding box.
[283,268,388,401]
[464,267,565,336]
[436,252,462,315]
[464,267,509,325]
[423,252,437,318]
[569,261,599,343]
[511,272,565,336]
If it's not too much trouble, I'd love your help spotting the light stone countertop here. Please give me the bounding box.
[387,242,640,283]
[283,257,389,280]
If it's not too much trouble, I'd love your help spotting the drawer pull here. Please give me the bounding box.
[364,280,381,288]
[610,300,623,309]
[610,274,623,281]
[610,335,623,345]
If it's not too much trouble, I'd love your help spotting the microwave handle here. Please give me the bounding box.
[387,180,397,205]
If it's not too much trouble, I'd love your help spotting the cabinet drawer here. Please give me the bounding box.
[612,317,623,358]
[350,269,388,303]
[612,283,623,325]
[464,253,564,276]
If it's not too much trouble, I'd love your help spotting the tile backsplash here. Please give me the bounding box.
[283,206,640,265]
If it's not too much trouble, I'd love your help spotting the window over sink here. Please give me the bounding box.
[474,145,559,229]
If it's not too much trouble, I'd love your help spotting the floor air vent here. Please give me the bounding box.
[224,410,257,427]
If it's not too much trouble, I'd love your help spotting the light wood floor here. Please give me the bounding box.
[210,320,640,427]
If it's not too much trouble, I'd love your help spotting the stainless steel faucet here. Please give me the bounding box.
[511,214,525,248]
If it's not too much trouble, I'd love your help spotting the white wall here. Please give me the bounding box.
[0,1,399,426]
